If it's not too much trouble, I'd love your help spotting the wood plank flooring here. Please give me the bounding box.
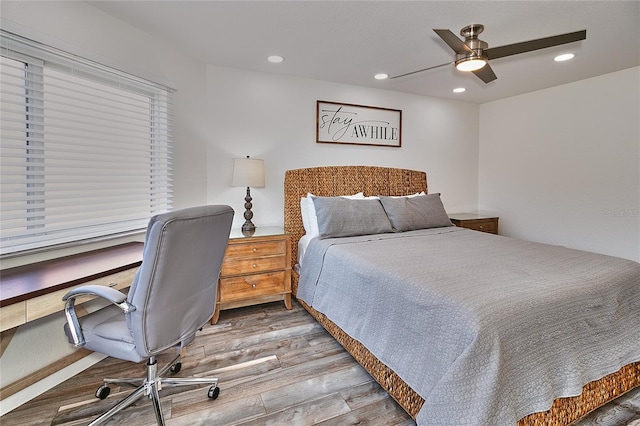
[1,300,639,425]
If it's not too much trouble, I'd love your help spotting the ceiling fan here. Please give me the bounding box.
[391,24,586,83]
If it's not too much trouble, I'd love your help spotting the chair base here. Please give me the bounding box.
[89,354,219,426]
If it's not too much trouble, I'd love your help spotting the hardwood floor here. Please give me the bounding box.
[2,300,639,425]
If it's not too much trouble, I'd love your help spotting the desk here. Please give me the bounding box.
[0,243,143,332]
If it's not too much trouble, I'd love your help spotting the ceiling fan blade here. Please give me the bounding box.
[433,29,472,54]
[473,63,497,83]
[390,61,452,79]
[485,29,586,60]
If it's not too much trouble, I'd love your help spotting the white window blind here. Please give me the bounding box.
[0,30,174,256]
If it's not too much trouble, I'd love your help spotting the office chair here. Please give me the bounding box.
[63,205,234,426]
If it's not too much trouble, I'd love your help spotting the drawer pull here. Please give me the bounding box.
[244,280,257,289]
[253,247,257,252]
[252,263,257,268]
[108,282,118,287]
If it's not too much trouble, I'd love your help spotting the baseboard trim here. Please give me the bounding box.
[0,349,107,416]
[0,347,93,402]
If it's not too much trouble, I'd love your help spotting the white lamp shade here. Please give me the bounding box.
[231,157,265,188]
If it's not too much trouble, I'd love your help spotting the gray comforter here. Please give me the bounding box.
[297,227,640,425]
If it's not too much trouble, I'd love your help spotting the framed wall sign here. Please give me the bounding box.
[316,101,402,147]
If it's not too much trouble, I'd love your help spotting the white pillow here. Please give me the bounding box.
[300,196,315,236]
[389,192,426,198]
[363,192,425,200]
[300,192,363,238]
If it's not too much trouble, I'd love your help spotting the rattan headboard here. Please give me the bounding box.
[283,166,427,267]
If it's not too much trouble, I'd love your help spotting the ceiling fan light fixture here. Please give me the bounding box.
[455,57,487,72]
[397,25,586,84]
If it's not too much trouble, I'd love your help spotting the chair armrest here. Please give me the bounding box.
[62,285,136,347]
[63,284,127,304]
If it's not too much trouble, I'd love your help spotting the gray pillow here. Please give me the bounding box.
[311,196,393,239]
[379,193,453,232]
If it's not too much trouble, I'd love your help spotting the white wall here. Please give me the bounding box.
[479,67,640,261]
[206,65,480,229]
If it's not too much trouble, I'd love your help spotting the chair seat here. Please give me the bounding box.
[65,304,143,363]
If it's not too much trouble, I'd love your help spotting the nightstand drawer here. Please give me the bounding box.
[220,271,285,301]
[224,240,286,259]
[461,219,498,234]
[221,255,286,276]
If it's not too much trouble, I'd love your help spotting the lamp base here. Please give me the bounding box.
[241,221,256,237]
[242,187,256,236]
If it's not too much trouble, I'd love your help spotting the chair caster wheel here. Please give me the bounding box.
[208,385,220,399]
[96,385,111,399]
[170,362,182,373]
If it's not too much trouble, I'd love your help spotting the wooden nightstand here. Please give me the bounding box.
[449,213,499,235]
[211,227,292,324]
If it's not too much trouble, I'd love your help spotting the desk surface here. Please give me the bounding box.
[0,242,143,307]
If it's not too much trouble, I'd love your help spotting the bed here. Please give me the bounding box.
[283,165,640,425]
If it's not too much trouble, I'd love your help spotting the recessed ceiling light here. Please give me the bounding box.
[374,73,389,80]
[453,87,466,93]
[554,53,575,62]
[267,55,284,63]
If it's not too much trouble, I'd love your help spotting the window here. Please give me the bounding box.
[0,31,173,256]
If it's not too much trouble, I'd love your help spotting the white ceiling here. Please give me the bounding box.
[89,1,639,104]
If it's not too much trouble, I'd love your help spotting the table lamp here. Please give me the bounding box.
[231,156,265,236]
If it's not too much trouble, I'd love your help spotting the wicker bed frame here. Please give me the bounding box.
[283,165,640,425]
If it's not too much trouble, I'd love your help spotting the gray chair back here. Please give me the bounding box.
[126,205,233,358]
